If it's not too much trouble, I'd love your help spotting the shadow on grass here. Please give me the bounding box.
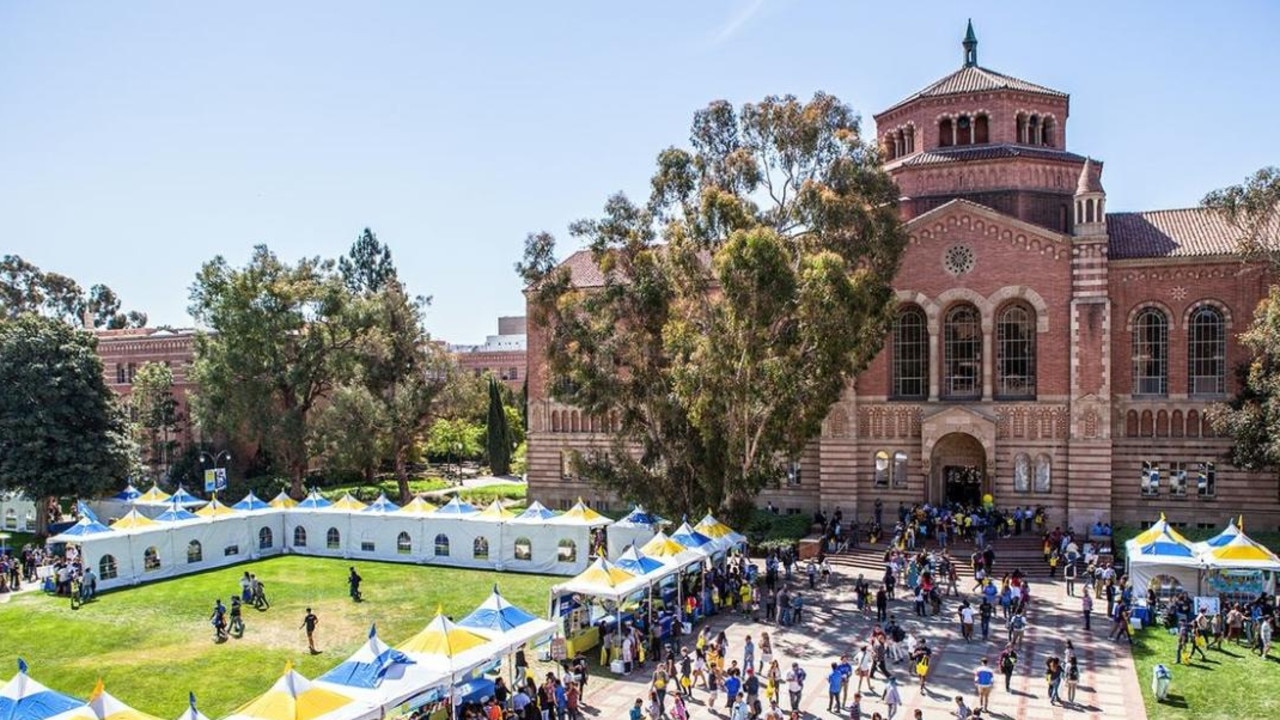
[1157,693,1190,709]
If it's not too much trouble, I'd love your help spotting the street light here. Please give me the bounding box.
[200,451,232,495]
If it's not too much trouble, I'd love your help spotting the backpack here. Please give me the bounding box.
[891,625,906,642]
[1000,653,1015,672]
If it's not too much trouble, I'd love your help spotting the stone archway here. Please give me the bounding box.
[930,432,988,506]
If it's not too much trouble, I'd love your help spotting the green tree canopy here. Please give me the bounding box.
[519,92,906,522]
[189,245,367,497]
[1206,167,1280,468]
[485,377,512,476]
[0,254,147,328]
[0,315,133,530]
[130,361,183,482]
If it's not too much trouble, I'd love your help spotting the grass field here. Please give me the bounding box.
[0,557,558,718]
[1132,623,1280,720]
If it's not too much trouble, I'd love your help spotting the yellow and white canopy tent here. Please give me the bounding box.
[134,485,172,506]
[329,494,367,512]
[223,664,377,720]
[693,513,747,551]
[173,693,209,720]
[194,498,239,519]
[1131,513,1191,546]
[110,510,158,531]
[398,608,499,680]
[471,500,515,521]
[85,680,162,720]
[268,492,298,510]
[396,497,438,516]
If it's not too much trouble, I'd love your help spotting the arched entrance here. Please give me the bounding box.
[930,432,988,506]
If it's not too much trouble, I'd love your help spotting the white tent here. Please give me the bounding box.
[1126,526,1203,599]
[314,625,449,710]
[606,506,665,560]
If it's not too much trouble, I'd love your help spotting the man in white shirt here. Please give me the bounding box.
[786,663,805,712]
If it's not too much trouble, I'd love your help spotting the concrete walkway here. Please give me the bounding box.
[564,559,1146,720]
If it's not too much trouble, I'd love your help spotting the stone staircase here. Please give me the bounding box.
[825,533,1055,581]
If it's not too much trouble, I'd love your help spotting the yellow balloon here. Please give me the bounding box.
[982,493,994,505]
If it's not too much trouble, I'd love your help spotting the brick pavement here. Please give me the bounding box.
[564,562,1146,719]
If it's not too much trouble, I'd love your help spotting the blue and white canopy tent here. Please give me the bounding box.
[112,485,142,502]
[1126,525,1204,599]
[614,545,667,577]
[512,502,557,521]
[0,660,92,720]
[361,495,401,514]
[232,492,271,512]
[166,486,207,509]
[153,502,200,523]
[296,490,333,510]
[47,517,112,543]
[670,522,718,556]
[457,585,556,655]
[606,506,668,558]
[315,625,447,709]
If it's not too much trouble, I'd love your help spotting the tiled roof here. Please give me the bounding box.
[886,144,1087,169]
[1106,208,1246,259]
[882,65,1067,115]
[557,249,607,287]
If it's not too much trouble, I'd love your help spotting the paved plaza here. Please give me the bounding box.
[564,560,1145,720]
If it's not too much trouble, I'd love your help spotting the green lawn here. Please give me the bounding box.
[0,556,558,718]
[1132,623,1280,720]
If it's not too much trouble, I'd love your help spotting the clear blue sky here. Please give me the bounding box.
[2,2,1277,343]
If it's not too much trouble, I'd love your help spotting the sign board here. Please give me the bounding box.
[1193,596,1220,616]
[204,468,227,493]
[550,637,568,661]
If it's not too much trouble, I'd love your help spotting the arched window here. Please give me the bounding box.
[143,546,160,571]
[473,537,490,560]
[873,450,890,487]
[974,114,989,144]
[326,527,340,550]
[1016,113,1027,143]
[957,115,973,145]
[3,509,15,530]
[99,554,118,580]
[434,534,450,556]
[1028,115,1041,145]
[293,526,307,547]
[905,126,915,154]
[1034,454,1052,493]
[187,540,203,564]
[397,532,412,555]
[1132,308,1169,396]
[891,451,909,488]
[514,537,533,561]
[943,304,982,399]
[996,304,1036,398]
[1188,306,1226,396]
[259,527,273,550]
[892,307,928,399]
[1013,453,1031,493]
[939,118,954,147]
[557,539,578,563]
[1042,117,1056,147]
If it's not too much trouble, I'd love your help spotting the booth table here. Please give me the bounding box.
[564,625,600,658]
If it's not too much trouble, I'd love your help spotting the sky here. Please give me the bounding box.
[2,2,1278,343]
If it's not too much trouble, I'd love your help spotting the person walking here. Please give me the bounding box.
[786,662,806,713]
[1007,609,1027,649]
[910,640,932,693]
[1064,657,1080,705]
[958,601,975,643]
[347,567,363,602]
[876,586,889,622]
[1044,657,1063,706]
[997,645,1017,693]
[853,645,875,696]
[978,597,994,641]
[973,658,994,712]
[744,635,756,673]
[301,607,319,653]
[882,678,902,720]
[1082,587,1094,631]
[827,662,845,713]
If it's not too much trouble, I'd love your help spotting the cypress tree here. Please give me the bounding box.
[485,377,512,476]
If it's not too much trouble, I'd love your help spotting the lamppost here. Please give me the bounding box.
[200,451,232,494]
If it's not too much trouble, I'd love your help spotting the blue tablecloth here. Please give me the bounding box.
[1131,606,1151,625]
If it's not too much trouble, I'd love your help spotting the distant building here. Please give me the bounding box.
[449,316,527,391]
[95,327,199,448]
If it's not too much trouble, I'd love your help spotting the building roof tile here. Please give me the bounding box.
[886,143,1087,169]
[558,249,607,287]
[1106,208,1246,259]
[881,65,1067,115]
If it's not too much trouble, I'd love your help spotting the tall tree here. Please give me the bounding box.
[189,245,366,497]
[520,93,906,522]
[0,315,133,531]
[0,255,146,328]
[339,228,399,295]
[130,361,183,481]
[1206,167,1280,467]
[485,377,512,476]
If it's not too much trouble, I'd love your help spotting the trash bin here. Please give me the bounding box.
[1152,664,1172,701]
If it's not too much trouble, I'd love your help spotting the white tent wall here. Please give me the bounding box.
[248,511,288,560]
[1128,558,1202,599]
[73,532,137,591]
[606,524,657,559]
[503,519,579,575]
[422,517,501,570]
[347,513,428,564]
[0,494,36,532]
[286,510,355,559]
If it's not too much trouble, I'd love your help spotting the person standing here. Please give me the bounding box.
[876,586,888,623]
[1064,657,1079,705]
[973,658,994,712]
[301,607,319,653]
[1007,609,1027,649]
[827,662,845,713]
[837,654,853,709]
[952,696,971,720]
[959,602,975,643]
[1044,657,1063,706]
[786,662,806,713]
[978,597,994,641]
[744,635,756,673]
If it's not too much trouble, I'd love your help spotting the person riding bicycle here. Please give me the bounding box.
[211,599,228,641]
[229,596,244,636]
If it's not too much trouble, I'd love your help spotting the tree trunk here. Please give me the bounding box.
[35,497,52,536]
[395,450,410,503]
[290,466,305,499]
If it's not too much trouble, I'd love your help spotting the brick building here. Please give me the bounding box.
[526,26,1278,529]
[95,327,199,448]
[450,316,527,392]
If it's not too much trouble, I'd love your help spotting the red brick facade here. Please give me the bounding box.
[525,29,1279,531]
[95,328,199,447]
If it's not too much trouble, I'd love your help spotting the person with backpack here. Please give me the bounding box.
[997,644,1018,693]
[1007,609,1027,649]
